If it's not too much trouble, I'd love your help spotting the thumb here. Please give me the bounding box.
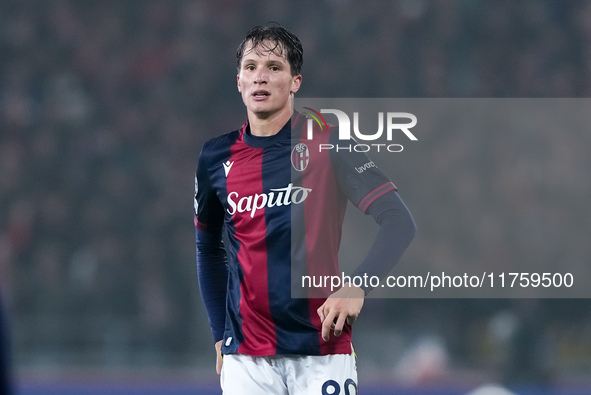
[317,304,326,322]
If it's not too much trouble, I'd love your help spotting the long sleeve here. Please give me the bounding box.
[194,143,229,343]
[196,227,228,342]
[351,190,416,293]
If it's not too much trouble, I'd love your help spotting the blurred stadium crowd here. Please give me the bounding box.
[1,0,591,388]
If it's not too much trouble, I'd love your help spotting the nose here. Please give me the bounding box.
[254,69,268,84]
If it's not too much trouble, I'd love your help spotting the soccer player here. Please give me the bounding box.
[194,24,416,394]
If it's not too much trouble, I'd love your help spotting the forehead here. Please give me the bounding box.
[241,39,288,63]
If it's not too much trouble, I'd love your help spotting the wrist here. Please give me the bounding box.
[343,281,367,297]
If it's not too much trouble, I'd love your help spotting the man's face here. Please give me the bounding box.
[237,40,301,119]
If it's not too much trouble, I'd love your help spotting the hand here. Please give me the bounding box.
[317,283,365,342]
[214,340,223,375]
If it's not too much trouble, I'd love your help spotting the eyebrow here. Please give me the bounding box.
[241,57,288,66]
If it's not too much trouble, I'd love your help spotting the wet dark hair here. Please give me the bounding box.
[236,23,303,76]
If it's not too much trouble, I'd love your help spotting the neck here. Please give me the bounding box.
[248,105,293,137]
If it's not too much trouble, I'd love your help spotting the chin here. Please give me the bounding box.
[250,105,277,117]
[251,110,275,119]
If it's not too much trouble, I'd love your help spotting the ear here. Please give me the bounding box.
[237,74,242,93]
[290,75,302,94]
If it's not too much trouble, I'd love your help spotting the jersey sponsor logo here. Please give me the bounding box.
[291,143,309,172]
[227,183,312,218]
[223,160,234,177]
[355,161,376,173]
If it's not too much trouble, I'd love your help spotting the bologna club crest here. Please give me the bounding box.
[291,143,309,172]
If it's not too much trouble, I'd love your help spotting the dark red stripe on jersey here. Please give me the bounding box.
[195,217,207,230]
[226,140,277,355]
[239,121,248,136]
[358,182,397,213]
[300,123,352,355]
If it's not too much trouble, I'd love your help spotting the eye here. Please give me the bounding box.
[244,64,255,71]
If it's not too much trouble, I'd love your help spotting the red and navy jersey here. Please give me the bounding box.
[194,113,397,356]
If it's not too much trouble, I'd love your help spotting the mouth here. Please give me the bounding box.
[252,90,270,99]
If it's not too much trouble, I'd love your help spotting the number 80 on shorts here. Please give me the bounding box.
[322,378,358,395]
